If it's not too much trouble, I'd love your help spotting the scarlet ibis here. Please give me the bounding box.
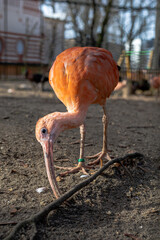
[35,47,119,198]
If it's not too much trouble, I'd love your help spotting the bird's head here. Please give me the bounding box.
[35,113,62,199]
[35,113,60,143]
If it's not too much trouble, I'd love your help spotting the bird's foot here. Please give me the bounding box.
[55,162,92,177]
[86,151,111,166]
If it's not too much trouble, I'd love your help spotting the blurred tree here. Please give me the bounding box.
[42,0,157,68]
[97,0,113,47]
[66,0,114,47]
[117,0,156,52]
[42,0,115,47]
[152,0,160,69]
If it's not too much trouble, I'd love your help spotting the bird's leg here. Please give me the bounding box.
[78,124,85,166]
[101,105,111,161]
[87,104,111,166]
[77,124,90,175]
[56,124,90,177]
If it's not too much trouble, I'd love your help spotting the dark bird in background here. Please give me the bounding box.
[131,79,150,94]
[25,70,48,91]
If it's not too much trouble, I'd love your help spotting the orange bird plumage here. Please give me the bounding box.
[150,76,160,99]
[150,76,160,89]
[36,47,119,198]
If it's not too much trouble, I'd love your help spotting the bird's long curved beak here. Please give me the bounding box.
[42,140,61,199]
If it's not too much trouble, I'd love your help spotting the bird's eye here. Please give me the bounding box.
[41,128,47,134]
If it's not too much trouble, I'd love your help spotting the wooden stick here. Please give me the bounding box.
[4,152,143,240]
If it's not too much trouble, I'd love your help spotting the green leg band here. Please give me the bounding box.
[78,158,85,163]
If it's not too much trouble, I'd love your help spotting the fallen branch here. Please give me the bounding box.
[4,152,143,240]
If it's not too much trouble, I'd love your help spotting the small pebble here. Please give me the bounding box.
[8,89,14,93]
[36,187,47,193]
[19,84,27,89]
[80,174,89,178]
[107,211,112,215]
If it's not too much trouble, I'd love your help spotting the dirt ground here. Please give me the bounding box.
[0,79,159,240]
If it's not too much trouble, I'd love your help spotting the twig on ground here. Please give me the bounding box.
[124,233,142,240]
[31,222,38,240]
[137,166,150,172]
[0,222,17,226]
[10,169,28,176]
[4,152,143,240]
[54,158,69,162]
[69,140,80,145]
[119,162,133,180]
[126,126,155,129]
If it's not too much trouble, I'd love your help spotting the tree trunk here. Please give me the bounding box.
[90,0,96,46]
[152,0,160,69]
[96,0,113,47]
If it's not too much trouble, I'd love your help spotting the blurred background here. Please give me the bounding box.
[0,0,159,95]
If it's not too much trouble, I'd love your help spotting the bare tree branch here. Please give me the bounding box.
[45,0,157,11]
[97,0,113,47]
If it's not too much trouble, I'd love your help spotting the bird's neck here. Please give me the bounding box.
[62,110,87,130]
[57,108,88,132]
